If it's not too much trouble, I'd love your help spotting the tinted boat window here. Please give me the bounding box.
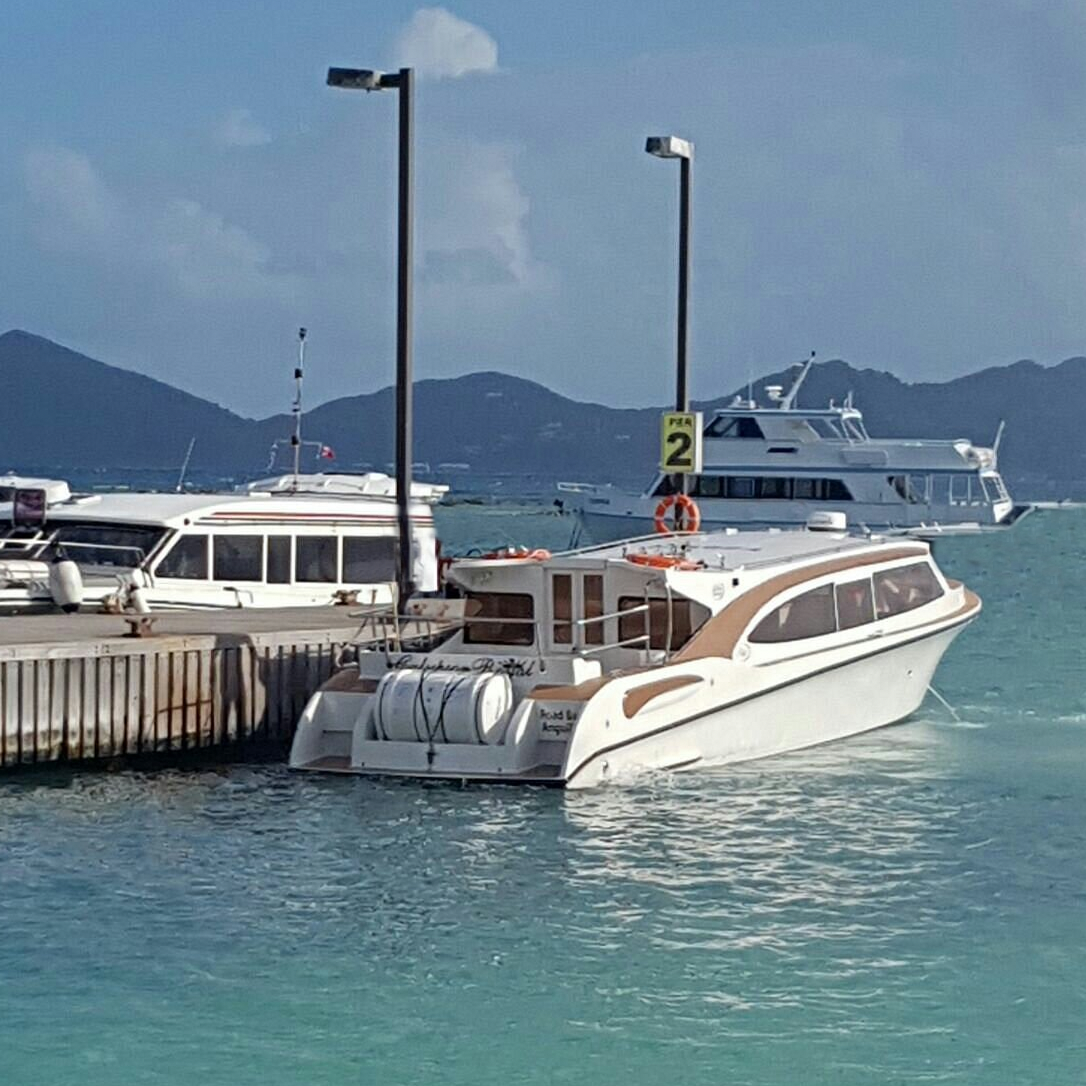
[213,535,262,582]
[45,522,166,568]
[296,536,338,582]
[267,536,291,584]
[584,574,604,646]
[463,592,534,646]
[750,584,836,643]
[618,597,694,651]
[836,578,875,630]
[342,536,396,583]
[757,477,791,499]
[157,534,209,579]
[873,562,943,618]
[552,574,572,645]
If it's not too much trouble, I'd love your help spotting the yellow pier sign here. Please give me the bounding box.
[659,411,703,474]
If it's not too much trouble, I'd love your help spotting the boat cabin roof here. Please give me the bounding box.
[20,487,438,530]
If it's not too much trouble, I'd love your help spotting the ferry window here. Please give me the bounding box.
[750,584,836,643]
[874,563,944,619]
[552,573,572,645]
[618,597,694,651]
[706,417,736,438]
[793,477,816,499]
[705,417,764,439]
[694,475,723,498]
[343,537,396,582]
[296,536,338,582]
[889,475,925,504]
[584,574,604,646]
[820,479,853,501]
[836,578,875,631]
[757,477,791,500]
[728,477,756,499]
[157,534,208,579]
[213,535,263,582]
[47,522,167,568]
[652,475,677,497]
[463,592,534,646]
[267,536,291,584]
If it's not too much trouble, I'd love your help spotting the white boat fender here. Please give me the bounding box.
[48,558,84,613]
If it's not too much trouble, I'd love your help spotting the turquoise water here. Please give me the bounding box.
[2,508,1086,1085]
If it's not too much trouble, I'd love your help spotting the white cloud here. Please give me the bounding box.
[421,141,545,291]
[22,146,296,303]
[393,7,498,80]
[215,108,272,148]
[23,147,119,242]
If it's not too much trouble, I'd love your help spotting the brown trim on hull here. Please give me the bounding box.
[675,546,929,662]
[622,675,703,718]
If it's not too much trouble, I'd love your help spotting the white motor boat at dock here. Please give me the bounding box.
[0,472,447,614]
[290,514,980,788]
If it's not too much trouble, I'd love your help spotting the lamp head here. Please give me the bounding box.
[327,67,384,91]
[645,135,694,160]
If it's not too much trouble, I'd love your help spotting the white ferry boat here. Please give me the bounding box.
[0,473,446,614]
[290,514,979,788]
[559,359,1031,539]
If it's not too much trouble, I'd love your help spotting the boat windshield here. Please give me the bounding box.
[0,520,168,568]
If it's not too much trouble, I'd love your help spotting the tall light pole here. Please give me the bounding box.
[645,135,694,415]
[328,66,416,606]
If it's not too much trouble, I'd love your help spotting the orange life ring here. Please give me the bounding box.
[653,493,701,534]
[626,552,700,571]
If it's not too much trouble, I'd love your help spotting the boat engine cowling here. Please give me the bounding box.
[373,669,514,745]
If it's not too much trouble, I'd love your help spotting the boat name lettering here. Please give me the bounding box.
[387,655,536,677]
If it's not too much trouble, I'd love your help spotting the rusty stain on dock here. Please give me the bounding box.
[0,607,370,767]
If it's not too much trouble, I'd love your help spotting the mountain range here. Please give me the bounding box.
[1,328,1081,494]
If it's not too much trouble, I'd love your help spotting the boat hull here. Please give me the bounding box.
[291,616,971,789]
[574,504,1025,543]
[564,620,964,788]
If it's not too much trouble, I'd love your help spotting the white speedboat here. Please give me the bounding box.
[0,472,447,613]
[558,358,1031,540]
[289,514,979,788]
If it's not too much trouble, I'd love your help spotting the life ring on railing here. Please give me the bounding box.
[480,547,553,561]
[653,493,701,534]
[626,552,700,571]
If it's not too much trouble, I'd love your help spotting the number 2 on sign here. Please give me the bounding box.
[664,430,693,468]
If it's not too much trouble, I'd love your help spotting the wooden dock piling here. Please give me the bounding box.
[0,608,366,767]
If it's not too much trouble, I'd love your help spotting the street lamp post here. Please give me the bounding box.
[328,66,416,607]
[645,135,694,415]
[646,135,694,507]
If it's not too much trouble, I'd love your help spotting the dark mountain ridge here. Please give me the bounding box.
[1,329,1081,491]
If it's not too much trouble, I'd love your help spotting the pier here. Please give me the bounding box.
[0,608,368,767]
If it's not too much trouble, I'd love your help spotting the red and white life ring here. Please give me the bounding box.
[653,493,701,534]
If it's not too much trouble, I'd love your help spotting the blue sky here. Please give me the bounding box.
[2,1,1085,416]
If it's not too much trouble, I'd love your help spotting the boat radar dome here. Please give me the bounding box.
[806,510,848,533]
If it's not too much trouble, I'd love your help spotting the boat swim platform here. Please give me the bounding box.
[0,606,406,769]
